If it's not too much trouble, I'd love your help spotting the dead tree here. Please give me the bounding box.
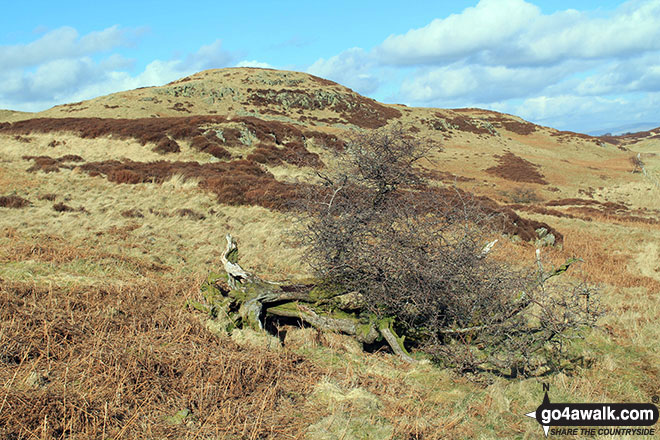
[190,233,414,362]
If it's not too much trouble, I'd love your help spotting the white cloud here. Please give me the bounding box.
[302,0,660,131]
[183,40,235,71]
[366,0,660,130]
[573,54,660,96]
[378,0,660,67]
[0,29,237,112]
[490,94,644,132]
[1,57,111,103]
[399,63,576,103]
[0,26,141,70]
[307,48,380,94]
[235,60,274,68]
[378,0,539,65]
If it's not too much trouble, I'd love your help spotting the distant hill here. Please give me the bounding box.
[588,122,660,136]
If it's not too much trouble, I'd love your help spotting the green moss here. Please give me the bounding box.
[206,271,227,284]
[267,301,302,315]
[308,283,345,302]
[378,317,409,355]
[328,307,355,320]
[185,299,212,315]
[227,287,247,302]
[226,247,239,264]
[165,408,192,425]
[200,274,229,306]
[356,323,373,339]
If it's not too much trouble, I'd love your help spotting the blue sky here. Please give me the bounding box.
[1,0,659,133]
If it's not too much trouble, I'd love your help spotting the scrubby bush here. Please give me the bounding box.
[299,128,601,376]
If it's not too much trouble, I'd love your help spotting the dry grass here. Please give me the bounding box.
[2,68,660,439]
[0,132,212,164]
[0,278,326,439]
[496,219,660,293]
[0,162,307,281]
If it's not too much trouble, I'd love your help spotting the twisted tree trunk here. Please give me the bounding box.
[191,233,413,361]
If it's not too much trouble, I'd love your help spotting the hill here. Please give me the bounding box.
[1,68,659,439]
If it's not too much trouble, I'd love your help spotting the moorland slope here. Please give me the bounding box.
[1,68,658,439]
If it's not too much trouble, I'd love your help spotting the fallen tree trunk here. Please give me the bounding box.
[189,233,411,361]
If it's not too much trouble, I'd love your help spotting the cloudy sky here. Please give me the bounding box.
[2,0,659,133]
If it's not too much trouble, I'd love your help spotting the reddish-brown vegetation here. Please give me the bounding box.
[0,279,324,439]
[451,110,539,135]
[38,193,57,201]
[153,137,181,154]
[176,208,206,220]
[201,161,305,209]
[1,116,327,167]
[24,156,60,173]
[487,116,538,135]
[599,135,622,145]
[167,75,194,84]
[551,129,603,146]
[220,127,242,146]
[73,153,559,238]
[630,155,645,173]
[486,152,548,184]
[247,141,323,168]
[169,102,192,113]
[566,207,658,225]
[508,203,579,219]
[190,135,231,159]
[13,135,32,143]
[423,187,562,243]
[23,155,84,173]
[238,116,303,144]
[53,202,75,212]
[106,169,143,184]
[245,88,400,128]
[536,198,659,224]
[121,208,144,218]
[305,130,344,150]
[47,139,66,148]
[0,195,30,208]
[307,74,338,87]
[79,159,306,210]
[1,116,227,146]
[546,198,630,213]
[599,126,660,145]
[444,114,494,135]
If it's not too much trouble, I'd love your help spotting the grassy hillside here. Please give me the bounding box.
[1,68,658,439]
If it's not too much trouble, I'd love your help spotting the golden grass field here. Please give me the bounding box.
[1,68,659,439]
